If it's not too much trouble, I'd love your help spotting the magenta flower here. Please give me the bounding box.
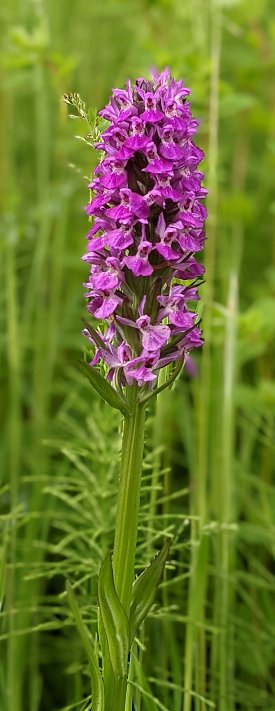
[83,69,207,389]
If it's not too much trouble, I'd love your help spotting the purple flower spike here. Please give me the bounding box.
[83,69,207,389]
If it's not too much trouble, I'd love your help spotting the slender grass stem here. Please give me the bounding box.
[147,367,167,554]
[211,125,247,707]
[6,242,22,711]
[136,374,168,711]
[183,3,221,709]
[148,372,177,709]
[198,0,221,529]
[6,47,55,711]
[218,266,238,711]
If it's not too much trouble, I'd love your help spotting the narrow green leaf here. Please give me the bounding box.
[129,540,171,644]
[66,581,104,711]
[79,360,131,417]
[98,553,130,679]
[0,535,7,611]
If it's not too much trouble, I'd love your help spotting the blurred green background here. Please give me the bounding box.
[1,0,275,710]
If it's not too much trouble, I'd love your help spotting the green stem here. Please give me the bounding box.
[103,386,145,711]
[112,386,146,615]
[183,2,221,706]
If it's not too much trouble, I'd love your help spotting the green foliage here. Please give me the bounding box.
[98,553,130,679]
[129,540,171,644]
[79,361,131,417]
[66,582,104,711]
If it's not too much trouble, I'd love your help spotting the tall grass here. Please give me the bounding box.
[1,0,275,709]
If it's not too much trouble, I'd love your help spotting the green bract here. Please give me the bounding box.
[79,360,131,417]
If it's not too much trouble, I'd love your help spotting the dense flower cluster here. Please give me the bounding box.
[83,69,207,388]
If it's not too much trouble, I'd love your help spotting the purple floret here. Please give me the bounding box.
[83,68,207,388]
